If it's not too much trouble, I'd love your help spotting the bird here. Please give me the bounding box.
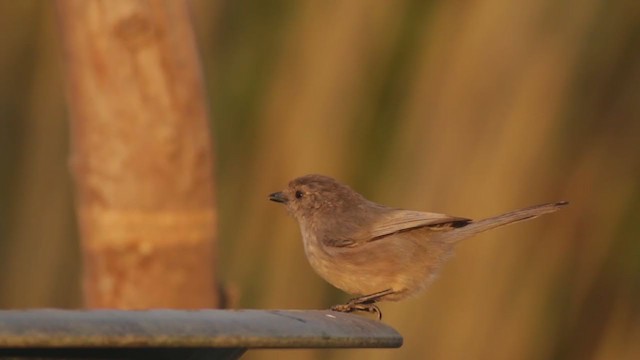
[269,174,568,319]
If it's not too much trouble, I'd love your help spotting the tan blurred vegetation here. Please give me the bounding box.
[1,0,639,359]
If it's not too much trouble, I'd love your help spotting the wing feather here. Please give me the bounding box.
[324,210,471,247]
[365,210,470,240]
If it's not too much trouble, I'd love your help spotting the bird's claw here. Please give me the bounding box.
[330,302,382,320]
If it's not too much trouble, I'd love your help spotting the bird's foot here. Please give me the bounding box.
[330,289,395,320]
[331,302,382,320]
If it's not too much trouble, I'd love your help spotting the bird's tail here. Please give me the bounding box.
[440,201,568,244]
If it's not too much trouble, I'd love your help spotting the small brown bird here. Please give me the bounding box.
[269,174,567,319]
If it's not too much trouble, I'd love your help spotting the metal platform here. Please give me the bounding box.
[0,309,402,359]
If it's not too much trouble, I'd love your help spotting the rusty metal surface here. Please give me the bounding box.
[0,309,403,350]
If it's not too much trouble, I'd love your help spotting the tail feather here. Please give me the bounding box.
[440,201,568,244]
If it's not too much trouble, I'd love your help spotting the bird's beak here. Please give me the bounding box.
[269,191,288,203]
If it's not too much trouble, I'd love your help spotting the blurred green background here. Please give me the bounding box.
[1,0,639,359]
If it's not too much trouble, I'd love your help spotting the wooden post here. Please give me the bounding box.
[56,0,219,308]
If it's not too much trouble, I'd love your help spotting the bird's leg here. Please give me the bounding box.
[330,289,395,320]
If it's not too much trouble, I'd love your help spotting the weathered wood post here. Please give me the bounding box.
[56,0,219,308]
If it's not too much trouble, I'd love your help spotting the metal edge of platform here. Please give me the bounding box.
[0,309,403,350]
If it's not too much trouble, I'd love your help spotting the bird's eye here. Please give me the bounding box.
[295,190,304,199]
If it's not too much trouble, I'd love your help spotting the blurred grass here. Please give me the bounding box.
[0,0,79,308]
[1,0,639,359]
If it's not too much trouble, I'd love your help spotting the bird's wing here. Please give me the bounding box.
[328,210,471,247]
[366,210,471,240]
